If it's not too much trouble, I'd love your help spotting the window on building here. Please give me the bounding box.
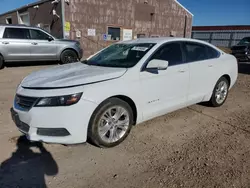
[19,13,30,26]
[5,17,12,24]
[150,42,183,66]
[137,34,146,38]
[3,28,30,39]
[30,29,50,40]
[108,27,121,41]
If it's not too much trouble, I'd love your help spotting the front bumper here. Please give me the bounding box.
[11,97,98,144]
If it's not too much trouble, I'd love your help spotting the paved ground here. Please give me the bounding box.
[0,62,250,188]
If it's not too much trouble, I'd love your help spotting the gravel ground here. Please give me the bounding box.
[0,62,250,188]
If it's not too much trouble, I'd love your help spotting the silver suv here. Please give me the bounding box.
[0,24,83,69]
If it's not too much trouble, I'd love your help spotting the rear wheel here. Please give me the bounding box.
[0,55,4,69]
[60,50,78,64]
[88,98,134,148]
[209,77,229,107]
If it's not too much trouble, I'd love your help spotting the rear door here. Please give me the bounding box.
[29,29,57,61]
[1,27,31,61]
[183,42,220,105]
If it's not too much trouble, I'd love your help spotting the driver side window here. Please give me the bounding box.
[151,42,183,66]
[29,29,50,40]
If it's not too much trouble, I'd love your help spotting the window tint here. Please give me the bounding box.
[207,46,220,59]
[151,43,183,66]
[185,43,207,62]
[30,29,50,40]
[3,28,30,39]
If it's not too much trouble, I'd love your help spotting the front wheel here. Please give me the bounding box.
[88,98,134,148]
[209,77,229,107]
[60,50,78,64]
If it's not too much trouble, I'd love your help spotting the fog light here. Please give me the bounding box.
[37,128,70,136]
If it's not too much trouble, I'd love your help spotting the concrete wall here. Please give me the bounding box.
[0,1,63,38]
[64,0,193,58]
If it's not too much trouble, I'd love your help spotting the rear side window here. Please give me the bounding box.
[184,42,220,62]
[206,46,220,59]
[30,29,50,40]
[185,43,207,62]
[151,42,183,66]
[3,28,30,39]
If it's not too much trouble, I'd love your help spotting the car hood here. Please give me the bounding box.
[231,44,249,51]
[21,62,127,89]
[54,39,77,43]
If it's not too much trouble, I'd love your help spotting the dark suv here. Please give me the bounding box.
[231,37,250,62]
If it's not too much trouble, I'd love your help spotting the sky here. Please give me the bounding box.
[0,0,249,26]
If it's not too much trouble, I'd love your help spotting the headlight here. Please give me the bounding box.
[35,93,82,107]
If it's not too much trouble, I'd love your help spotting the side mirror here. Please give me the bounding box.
[146,59,168,70]
[47,36,54,42]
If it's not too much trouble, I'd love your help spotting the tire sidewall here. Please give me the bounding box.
[211,77,229,107]
[88,98,134,148]
[60,50,78,64]
[0,56,4,69]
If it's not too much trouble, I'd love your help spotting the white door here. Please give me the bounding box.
[183,42,219,105]
[139,42,189,121]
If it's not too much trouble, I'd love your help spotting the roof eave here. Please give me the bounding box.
[174,0,194,17]
[0,0,51,17]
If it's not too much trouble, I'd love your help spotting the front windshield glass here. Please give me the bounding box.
[82,43,156,68]
[238,37,250,45]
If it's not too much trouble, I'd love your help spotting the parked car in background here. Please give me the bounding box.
[11,37,238,148]
[231,37,250,61]
[0,24,83,69]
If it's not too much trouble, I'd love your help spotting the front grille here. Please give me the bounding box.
[231,46,247,52]
[15,95,38,111]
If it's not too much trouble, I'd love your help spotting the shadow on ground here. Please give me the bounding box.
[238,62,250,75]
[0,136,58,188]
[5,61,59,68]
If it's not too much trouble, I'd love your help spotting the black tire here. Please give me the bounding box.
[60,49,78,64]
[0,55,4,69]
[209,77,229,107]
[88,98,134,148]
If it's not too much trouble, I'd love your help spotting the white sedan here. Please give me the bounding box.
[11,37,238,147]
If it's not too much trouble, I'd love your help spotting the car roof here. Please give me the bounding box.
[118,37,220,50]
[0,24,40,30]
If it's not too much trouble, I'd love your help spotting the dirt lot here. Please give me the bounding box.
[0,62,250,188]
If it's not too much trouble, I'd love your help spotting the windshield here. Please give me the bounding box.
[82,43,156,68]
[238,37,250,45]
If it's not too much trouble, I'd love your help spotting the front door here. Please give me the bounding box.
[29,29,57,61]
[139,42,189,121]
[1,27,31,61]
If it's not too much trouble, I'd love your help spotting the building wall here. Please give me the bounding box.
[64,0,193,58]
[0,1,63,38]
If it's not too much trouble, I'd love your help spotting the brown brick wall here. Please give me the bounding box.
[64,0,193,58]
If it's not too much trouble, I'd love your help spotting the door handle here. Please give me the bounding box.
[2,42,9,44]
[178,70,186,73]
[31,42,38,45]
[208,65,213,67]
